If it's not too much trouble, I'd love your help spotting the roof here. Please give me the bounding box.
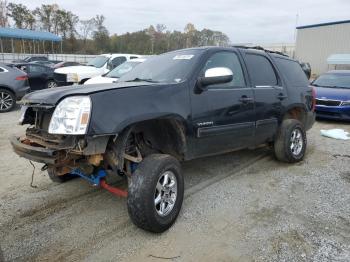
[0,27,61,42]
[297,20,350,30]
[327,54,350,65]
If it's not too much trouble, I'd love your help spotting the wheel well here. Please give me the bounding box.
[126,118,187,161]
[0,86,15,95]
[79,78,90,84]
[283,107,307,127]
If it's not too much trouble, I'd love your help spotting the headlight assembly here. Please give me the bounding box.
[48,96,91,135]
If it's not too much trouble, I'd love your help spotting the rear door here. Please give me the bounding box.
[241,51,287,145]
[190,50,255,157]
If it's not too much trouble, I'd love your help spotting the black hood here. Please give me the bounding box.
[21,82,151,105]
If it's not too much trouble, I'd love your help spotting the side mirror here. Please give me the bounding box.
[196,67,233,93]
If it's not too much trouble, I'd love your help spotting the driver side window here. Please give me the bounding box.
[202,52,245,88]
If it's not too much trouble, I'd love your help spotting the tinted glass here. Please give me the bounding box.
[275,58,309,86]
[0,68,4,72]
[245,54,278,86]
[29,65,45,73]
[106,61,141,78]
[313,73,350,89]
[111,57,127,68]
[202,51,245,88]
[119,49,203,83]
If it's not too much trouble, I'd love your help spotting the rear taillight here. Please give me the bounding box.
[15,75,28,81]
[311,86,316,112]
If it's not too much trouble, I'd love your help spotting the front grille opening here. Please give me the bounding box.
[316,99,341,106]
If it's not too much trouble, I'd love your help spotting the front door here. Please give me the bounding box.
[190,50,255,158]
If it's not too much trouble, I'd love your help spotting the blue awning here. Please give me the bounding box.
[0,27,62,42]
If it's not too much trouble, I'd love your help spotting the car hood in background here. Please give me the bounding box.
[314,86,350,101]
[21,82,154,105]
[54,65,103,75]
[84,76,117,85]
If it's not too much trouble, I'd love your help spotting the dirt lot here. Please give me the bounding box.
[0,107,349,262]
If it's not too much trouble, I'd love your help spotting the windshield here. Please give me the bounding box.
[23,57,30,62]
[106,61,141,78]
[119,49,203,83]
[313,73,350,89]
[87,55,109,68]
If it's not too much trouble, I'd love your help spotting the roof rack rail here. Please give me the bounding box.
[232,45,289,57]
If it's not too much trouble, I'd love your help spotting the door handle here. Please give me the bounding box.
[277,93,288,100]
[239,96,254,103]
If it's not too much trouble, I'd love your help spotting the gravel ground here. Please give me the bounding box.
[0,107,349,262]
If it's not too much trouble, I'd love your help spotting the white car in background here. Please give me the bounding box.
[54,54,141,85]
[84,58,147,85]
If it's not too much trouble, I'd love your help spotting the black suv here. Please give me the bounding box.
[11,47,315,233]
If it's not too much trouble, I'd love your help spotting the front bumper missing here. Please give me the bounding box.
[10,136,59,164]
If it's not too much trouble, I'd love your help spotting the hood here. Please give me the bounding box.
[54,65,103,75]
[84,76,116,85]
[314,86,350,101]
[21,82,153,105]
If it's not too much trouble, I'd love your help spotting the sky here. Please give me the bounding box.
[11,0,350,44]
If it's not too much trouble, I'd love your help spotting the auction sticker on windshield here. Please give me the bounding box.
[173,55,194,60]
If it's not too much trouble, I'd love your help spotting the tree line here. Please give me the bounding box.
[0,1,230,55]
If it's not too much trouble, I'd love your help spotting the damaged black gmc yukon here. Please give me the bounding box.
[11,47,315,232]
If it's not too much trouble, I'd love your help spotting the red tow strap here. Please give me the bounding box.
[100,179,128,198]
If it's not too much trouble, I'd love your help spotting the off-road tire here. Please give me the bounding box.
[274,119,307,163]
[0,88,15,113]
[127,154,184,233]
[47,167,75,183]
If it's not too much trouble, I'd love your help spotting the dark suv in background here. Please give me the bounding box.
[0,63,30,112]
[11,46,315,232]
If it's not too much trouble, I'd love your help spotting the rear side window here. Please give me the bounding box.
[275,58,309,86]
[29,65,46,73]
[245,54,278,86]
[0,67,4,72]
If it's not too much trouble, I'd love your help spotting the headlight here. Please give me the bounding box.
[341,101,350,106]
[67,73,79,83]
[48,96,91,135]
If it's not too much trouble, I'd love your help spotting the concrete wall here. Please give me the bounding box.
[295,22,350,76]
[0,53,96,64]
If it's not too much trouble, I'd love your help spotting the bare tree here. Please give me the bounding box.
[79,18,95,40]
[0,0,8,27]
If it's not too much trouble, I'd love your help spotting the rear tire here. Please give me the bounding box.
[274,119,307,163]
[47,168,75,183]
[127,154,184,233]
[46,80,57,89]
[0,88,15,113]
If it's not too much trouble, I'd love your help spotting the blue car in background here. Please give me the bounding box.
[312,70,350,121]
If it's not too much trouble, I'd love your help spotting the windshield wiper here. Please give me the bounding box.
[125,77,159,83]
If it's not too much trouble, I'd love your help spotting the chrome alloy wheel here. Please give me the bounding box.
[290,128,303,156]
[48,81,58,88]
[154,171,177,217]
[0,91,13,111]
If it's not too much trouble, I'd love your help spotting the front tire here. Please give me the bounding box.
[274,119,307,163]
[127,154,184,233]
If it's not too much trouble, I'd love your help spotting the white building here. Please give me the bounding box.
[295,20,350,76]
